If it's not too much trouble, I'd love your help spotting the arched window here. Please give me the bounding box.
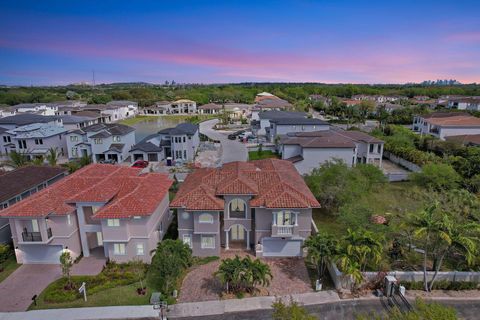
[198,213,214,224]
[229,199,246,219]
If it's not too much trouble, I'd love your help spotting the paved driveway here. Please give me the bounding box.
[200,119,248,164]
[0,264,61,311]
[178,251,312,303]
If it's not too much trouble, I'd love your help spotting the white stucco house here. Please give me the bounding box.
[66,123,136,163]
[413,112,480,140]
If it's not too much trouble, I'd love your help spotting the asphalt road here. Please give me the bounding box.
[169,298,480,320]
[199,119,248,164]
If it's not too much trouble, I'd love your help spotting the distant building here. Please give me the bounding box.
[130,123,199,164]
[141,101,172,115]
[413,112,480,140]
[447,97,480,111]
[0,114,61,130]
[170,99,197,114]
[198,103,223,115]
[352,95,403,103]
[252,110,307,136]
[0,105,16,118]
[58,115,99,130]
[13,103,58,116]
[66,123,135,163]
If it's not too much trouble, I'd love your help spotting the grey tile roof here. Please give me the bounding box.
[258,110,307,120]
[0,114,58,126]
[89,131,112,139]
[83,123,134,135]
[105,143,125,153]
[0,166,67,203]
[270,118,329,125]
[130,141,162,152]
[158,123,198,136]
[59,115,95,124]
[7,123,67,139]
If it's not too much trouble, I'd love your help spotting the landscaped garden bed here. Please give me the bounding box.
[30,261,148,309]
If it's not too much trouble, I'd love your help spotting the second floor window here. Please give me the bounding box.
[114,243,126,255]
[18,140,27,149]
[107,219,120,227]
[274,211,297,226]
[113,136,121,142]
[35,138,43,145]
[3,136,11,143]
[70,136,78,142]
[198,213,214,224]
[94,138,102,144]
[229,199,246,219]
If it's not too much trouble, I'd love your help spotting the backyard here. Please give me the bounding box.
[248,150,280,160]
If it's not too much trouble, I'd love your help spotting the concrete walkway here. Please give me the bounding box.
[71,248,106,276]
[3,291,480,320]
[199,119,248,164]
[0,265,61,312]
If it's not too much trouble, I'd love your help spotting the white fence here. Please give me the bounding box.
[384,151,422,172]
[327,261,480,290]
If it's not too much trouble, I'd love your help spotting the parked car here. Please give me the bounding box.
[238,131,253,140]
[228,130,245,140]
[132,160,149,168]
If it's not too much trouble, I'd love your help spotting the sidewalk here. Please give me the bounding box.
[0,291,340,320]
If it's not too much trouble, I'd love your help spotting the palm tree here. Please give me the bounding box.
[46,147,59,166]
[303,232,338,280]
[343,229,384,272]
[248,256,273,290]
[337,254,363,291]
[7,151,28,168]
[410,204,440,291]
[428,213,480,290]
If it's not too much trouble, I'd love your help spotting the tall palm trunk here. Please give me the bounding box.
[428,249,448,291]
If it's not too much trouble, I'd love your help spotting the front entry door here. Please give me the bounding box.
[96,232,103,246]
[231,225,244,241]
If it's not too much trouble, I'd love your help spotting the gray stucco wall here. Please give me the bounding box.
[294,148,355,175]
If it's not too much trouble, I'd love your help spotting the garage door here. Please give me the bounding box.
[21,245,63,264]
[262,238,302,257]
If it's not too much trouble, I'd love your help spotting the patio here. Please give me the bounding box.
[178,251,313,303]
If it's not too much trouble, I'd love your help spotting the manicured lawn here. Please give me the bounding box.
[248,150,280,160]
[0,255,21,283]
[119,115,161,126]
[29,262,148,310]
[29,283,150,310]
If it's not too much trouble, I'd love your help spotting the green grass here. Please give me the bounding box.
[119,114,217,126]
[119,115,161,126]
[312,181,425,238]
[29,283,150,310]
[248,150,280,160]
[0,255,21,283]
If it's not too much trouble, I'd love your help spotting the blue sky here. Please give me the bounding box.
[0,0,479,85]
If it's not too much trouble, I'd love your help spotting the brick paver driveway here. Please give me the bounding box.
[178,252,313,303]
[0,264,61,311]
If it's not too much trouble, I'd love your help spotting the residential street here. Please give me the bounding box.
[199,119,248,164]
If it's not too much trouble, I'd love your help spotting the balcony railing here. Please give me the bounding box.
[21,227,52,242]
[22,231,42,242]
[276,225,294,235]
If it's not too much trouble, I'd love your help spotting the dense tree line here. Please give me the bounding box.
[1,83,480,107]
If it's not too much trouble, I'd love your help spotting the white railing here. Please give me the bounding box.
[277,225,294,235]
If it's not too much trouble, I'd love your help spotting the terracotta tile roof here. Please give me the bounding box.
[171,159,320,210]
[0,164,172,219]
[445,134,480,146]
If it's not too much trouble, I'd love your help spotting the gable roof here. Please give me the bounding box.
[158,123,199,136]
[171,159,320,210]
[7,123,67,138]
[0,166,67,203]
[0,164,173,219]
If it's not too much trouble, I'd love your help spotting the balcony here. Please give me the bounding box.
[21,228,52,242]
[272,225,298,237]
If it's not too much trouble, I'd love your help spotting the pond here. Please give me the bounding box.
[130,117,184,142]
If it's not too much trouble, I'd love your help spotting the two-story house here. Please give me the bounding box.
[279,129,384,174]
[170,99,197,114]
[58,115,99,131]
[5,123,68,160]
[106,101,139,119]
[268,117,330,142]
[130,123,199,164]
[13,103,58,116]
[141,101,172,115]
[252,110,307,136]
[0,166,67,243]
[0,164,173,264]
[171,159,320,257]
[66,123,135,163]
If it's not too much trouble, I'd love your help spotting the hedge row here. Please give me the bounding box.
[399,280,478,291]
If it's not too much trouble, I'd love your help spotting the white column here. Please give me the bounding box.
[246,230,250,250]
[225,230,229,250]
